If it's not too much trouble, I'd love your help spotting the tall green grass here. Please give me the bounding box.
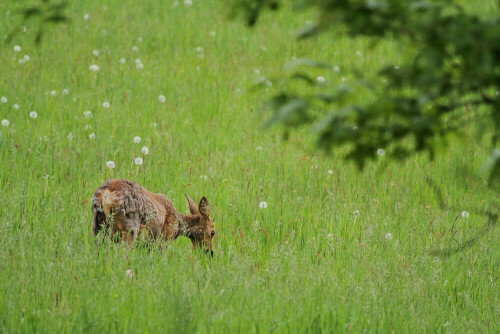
[0,0,498,332]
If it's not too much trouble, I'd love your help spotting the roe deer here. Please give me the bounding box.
[91,179,215,256]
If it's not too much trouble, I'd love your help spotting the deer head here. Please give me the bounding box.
[184,194,215,256]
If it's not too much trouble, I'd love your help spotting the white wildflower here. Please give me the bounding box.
[102,101,110,108]
[132,45,139,52]
[92,49,99,56]
[13,104,19,110]
[209,31,216,37]
[23,55,30,62]
[29,111,38,119]
[14,45,21,52]
[377,148,385,156]
[63,89,69,95]
[196,46,204,53]
[67,132,73,140]
[126,269,135,278]
[141,146,149,155]
[1,119,9,127]
[119,58,126,64]
[333,65,340,72]
[259,201,268,209]
[461,211,469,218]
[328,170,333,175]
[137,37,143,43]
[200,175,208,180]
[136,63,143,70]
[1,97,7,103]
[84,14,89,20]
[354,210,360,217]
[133,136,141,144]
[106,161,115,169]
[134,157,143,165]
[256,146,263,151]
[83,111,93,119]
[317,76,325,82]
[89,64,99,72]
[50,90,57,96]
[89,132,96,140]
[385,232,393,240]
[184,0,192,6]
[158,95,166,103]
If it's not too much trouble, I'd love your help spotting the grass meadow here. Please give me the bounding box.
[0,0,499,332]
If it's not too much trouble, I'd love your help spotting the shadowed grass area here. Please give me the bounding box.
[0,0,499,332]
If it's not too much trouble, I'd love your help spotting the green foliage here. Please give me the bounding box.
[234,0,500,183]
[4,0,68,45]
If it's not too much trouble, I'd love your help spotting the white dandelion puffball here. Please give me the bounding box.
[13,104,19,110]
[377,148,386,156]
[84,14,89,20]
[63,89,69,95]
[83,111,92,119]
[259,201,268,209]
[333,65,340,72]
[256,146,263,151]
[461,211,469,218]
[1,97,7,103]
[29,111,38,119]
[138,37,143,43]
[18,59,26,65]
[126,269,135,278]
[67,132,73,140]
[106,161,115,169]
[134,157,143,165]
[119,58,126,64]
[384,232,393,240]
[341,77,346,82]
[102,101,110,108]
[89,133,96,140]
[196,46,204,53]
[1,119,9,127]
[209,31,216,37]
[328,170,333,175]
[23,55,30,62]
[354,210,360,217]
[141,146,149,155]
[158,94,166,103]
[92,49,99,56]
[200,175,208,180]
[84,124,92,130]
[135,58,142,64]
[50,90,56,96]
[184,0,193,6]
[136,63,143,70]
[89,64,99,72]
[133,136,141,144]
[14,45,21,52]
[132,45,139,52]
[317,76,325,82]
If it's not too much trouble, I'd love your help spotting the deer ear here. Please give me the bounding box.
[199,197,210,218]
[185,194,199,214]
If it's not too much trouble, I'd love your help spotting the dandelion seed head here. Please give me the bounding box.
[200,175,208,180]
[209,31,216,37]
[92,50,99,56]
[102,101,110,108]
[63,89,69,95]
[23,55,30,62]
[141,146,149,155]
[89,64,99,72]
[259,201,268,209]
[13,104,19,110]
[67,132,73,140]
[106,161,116,169]
[354,210,360,217]
[377,148,385,156]
[89,132,96,140]
[132,45,139,52]
[126,269,135,278]
[461,211,469,218]
[136,63,143,70]
[133,136,141,144]
[84,14,90,20]
[385,232,393,240]
[158,94,166,103]
[119,58,126,64]
[333,65,340,72]
[356,51,363,57]
[134,157,143,165]
[1,119,9,127]
[29,111,38,119]
[256,146,263,151]
[1,97,7,103]
[328,170,333,175]
[83,111,93,119]
[196,46,204,53]
[50,90,57,96]
[13,45,21,52]
[317,76,325,82]
[184,0,193,6]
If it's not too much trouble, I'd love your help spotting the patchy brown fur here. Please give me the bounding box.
[91,179,215,254]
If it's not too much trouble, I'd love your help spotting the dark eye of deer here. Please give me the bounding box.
[211,231,215,238]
